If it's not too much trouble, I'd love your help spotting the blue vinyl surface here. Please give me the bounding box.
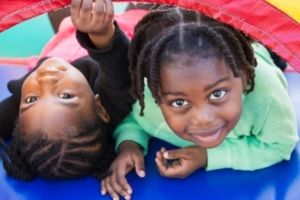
[0,65,300,200]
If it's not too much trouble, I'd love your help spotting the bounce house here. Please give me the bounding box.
[1,1,300,199]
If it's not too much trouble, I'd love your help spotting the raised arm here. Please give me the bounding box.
[71,0,133,127]
[71,0,130,90]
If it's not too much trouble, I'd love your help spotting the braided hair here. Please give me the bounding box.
[129,8,256,115]
[0,116,115,181]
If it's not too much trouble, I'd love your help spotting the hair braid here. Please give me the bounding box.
[1,117,113,180]
[0,136,33,180]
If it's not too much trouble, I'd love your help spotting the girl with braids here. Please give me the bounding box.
[0,0,134,182]
[101,8,298,200]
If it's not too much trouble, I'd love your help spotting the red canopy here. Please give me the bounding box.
[0,0,300,70]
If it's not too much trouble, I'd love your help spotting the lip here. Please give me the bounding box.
[188,125,224,137]
[187,125,225,146]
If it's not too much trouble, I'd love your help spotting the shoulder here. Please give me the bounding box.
[251,43,288,99]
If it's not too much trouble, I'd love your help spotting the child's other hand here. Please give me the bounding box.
[71,0,115,47]
[155,146,207,178]
[101,141,145,200]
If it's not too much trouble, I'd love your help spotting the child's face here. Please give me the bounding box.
[159,56,244,148]
[19,57,99,139]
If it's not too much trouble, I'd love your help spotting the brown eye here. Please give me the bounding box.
[171,99,188,107]
[25,96,38,103]
[58,93,74,99]
[209,89,227,100]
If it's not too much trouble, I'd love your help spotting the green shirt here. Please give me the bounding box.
[114,43,299,171]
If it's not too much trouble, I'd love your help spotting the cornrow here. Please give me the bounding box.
[0,117,115,180]
[130,10,256,115]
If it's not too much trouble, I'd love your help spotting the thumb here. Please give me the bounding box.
[163,148,187,160]
[133,156,146,178]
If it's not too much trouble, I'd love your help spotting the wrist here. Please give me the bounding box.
[119,140,143,153]
[88,24,115,48]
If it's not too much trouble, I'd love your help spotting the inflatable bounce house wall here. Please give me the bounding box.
[1,1,300,200]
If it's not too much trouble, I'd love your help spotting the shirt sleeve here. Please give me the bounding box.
[76,22,134,127]
[76,22,130,90]
[113,113,151,154]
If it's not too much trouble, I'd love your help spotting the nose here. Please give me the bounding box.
[37,65,65,75]
[37,75,59,84]
[191,105,215,126]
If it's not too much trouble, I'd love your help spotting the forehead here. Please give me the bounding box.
[161,56,231,81]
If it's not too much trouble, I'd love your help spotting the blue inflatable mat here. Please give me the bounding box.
[0,64,300,200]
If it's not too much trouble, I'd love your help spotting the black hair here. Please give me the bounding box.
[0,116,115,181]
[129,8,256,115]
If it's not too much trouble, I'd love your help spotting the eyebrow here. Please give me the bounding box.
[204,76,230,92]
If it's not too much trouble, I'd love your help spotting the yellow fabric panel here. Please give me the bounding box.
[266,0,300,23]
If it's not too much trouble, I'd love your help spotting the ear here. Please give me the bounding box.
[94,94,110,123]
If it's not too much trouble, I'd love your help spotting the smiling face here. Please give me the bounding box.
[19,57,103,139]
[159,55,244,148]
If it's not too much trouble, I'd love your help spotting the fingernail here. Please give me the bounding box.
[125,195,130,200]
[127,189,132,194]
[163,152,168,158]
[139,170,145,177]
[101,190,105,195]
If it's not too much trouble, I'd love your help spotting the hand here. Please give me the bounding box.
[101,141,145,200]
[71,0,115,48]
[155,146,207,178]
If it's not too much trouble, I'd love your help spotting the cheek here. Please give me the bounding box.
[222,95,243,129]
[160,104,186,135]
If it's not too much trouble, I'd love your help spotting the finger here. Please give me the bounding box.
[111,173,131,200]
[103,0,114,24]
[70,0,82,21]
[156,150,169,167]
[116,169,133,195]
[156,158,184,178]
[155,157,168,176]
[160,147,166,153]
[114,170,132,199]
[133,155,146,178]
[163,149,185,160]
[93,0,105,24]
[79,0,93,23]
[101,179,107,195]
[156,150,162,159]
[104,176,121,200]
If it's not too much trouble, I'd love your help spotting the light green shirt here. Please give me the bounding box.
[114,43,298,171]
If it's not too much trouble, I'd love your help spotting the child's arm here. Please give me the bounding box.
[71,0,134,126]
[71,0,115,48]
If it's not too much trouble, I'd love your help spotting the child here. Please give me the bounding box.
[0,0,134,181]
[101,8,298,200]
